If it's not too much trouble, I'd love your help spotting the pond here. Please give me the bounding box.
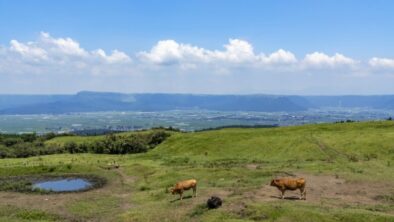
[32,178,93,192]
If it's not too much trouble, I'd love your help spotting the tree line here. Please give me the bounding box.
[0,131,170,158]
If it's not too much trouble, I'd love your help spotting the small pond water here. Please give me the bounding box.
[32,178,92,192]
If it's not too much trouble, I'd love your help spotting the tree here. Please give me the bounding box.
[21,133,37,142]
[64,141,78,154]
[148,131,170,147]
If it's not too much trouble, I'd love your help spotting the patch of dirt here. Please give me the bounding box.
[0,191,86,221]
[243,173,394,207]
[246,164,259,170]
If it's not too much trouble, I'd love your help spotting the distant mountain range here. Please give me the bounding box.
[1,91,394,114]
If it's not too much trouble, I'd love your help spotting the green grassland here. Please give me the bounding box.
[0,121,394,221]
[45,129,168,146]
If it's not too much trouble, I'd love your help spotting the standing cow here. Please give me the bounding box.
[170,179,197,200]
[270,178,306,200]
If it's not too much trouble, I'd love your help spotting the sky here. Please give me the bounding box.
[1,0,394,95]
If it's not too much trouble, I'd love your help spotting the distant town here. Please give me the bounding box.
[1,108,393,135]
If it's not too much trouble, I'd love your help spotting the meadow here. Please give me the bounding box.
[0,121,393,221]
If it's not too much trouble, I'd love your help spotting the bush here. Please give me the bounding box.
[0,130,171,158]
[3,137,23,147]
[117,138,144,154]
[12,143,39,158]
[77,143,89,153]
[21,133,37,143]
[64,141,78,154]
[43,132,56,140]
[148,131,170,147]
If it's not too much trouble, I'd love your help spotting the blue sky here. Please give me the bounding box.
[0,0,394,94]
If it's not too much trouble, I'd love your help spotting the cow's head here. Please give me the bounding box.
[270,179,278,186]
[170,187,176,195]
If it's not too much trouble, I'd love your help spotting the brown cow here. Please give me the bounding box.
[170,179,197,200]
[270,178,306,200]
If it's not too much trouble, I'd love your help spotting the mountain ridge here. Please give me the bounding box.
[1,91,394,114]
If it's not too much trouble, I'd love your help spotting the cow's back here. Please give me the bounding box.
[175,179,197,190]
[277,178,305,190]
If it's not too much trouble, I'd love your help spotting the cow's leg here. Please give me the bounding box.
[193,186,197,197]
[281,189,285,199]
[179,190,183,200]
[298,186,306,200]
[299,187,303,200]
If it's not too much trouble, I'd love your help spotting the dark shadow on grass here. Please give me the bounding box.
[170,195,194,203]
[270,195,304,200]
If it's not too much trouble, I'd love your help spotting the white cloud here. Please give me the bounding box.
[303,52,356,68]
[260,49,297,64]
[138,40,209,65]
[2,32,394,80]
[369,57,394,69]
[209,39,255,63]
[139,39,297,67]
[93,49,131,63]
[0,32,132,77]
[3,33,394,94]
[9,40,48,61]
[39,32,87,57]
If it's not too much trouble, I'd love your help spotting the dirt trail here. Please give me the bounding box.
[113,168,135,211]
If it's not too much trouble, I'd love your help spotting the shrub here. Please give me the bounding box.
[0,130,171,158]
[3,137,23,147]
[148,131,170,147]
[64,141,78,154]
[21,133,37,143]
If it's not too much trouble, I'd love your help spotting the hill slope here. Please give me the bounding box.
[152,121,394,165]
[0,121,393,222]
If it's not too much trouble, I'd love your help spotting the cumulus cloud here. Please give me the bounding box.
[369,57,394,69]
[1,32,393,79]
[9,40,48,61]
[39,32,87,57]
[138,40,206,65]
[210,39,256,63]
[260,49,297,64]
[0,32,133,77]
[138,38,297,68]
[93,49,131,63]
[3,33,394,94]
[303,52,356,68]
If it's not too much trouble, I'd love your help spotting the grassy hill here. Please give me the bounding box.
[0,121,393,221]
[45,130,166,147]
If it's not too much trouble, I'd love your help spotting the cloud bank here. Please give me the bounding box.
[0,32,394,94]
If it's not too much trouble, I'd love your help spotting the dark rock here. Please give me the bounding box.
[207,196,222,209]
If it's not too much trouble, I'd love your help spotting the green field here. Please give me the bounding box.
[0,121,394,221]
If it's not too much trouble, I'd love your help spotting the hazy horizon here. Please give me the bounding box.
[2,91,394,96]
